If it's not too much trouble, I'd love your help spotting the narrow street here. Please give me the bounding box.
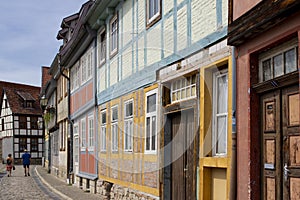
[0,165,61,200]
[0,164,103,200]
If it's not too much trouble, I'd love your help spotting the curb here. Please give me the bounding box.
[34,166,72,200]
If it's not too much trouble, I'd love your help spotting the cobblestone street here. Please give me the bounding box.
[0,165,101,200]
[0,165,61,200]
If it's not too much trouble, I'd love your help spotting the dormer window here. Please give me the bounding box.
[25,101,33,108]
[16,91,35,108]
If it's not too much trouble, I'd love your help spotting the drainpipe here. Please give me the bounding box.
[58,56,73,183]
[229,46,237,200]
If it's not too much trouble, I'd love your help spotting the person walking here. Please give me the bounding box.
[22,149,31,176]
[6,154,14,177]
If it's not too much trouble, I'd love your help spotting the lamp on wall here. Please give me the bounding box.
[40,95,48,110]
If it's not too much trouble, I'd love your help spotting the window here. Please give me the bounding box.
[31,138,38,152]
[146,0,161,26]
[71,63,80,91]
[98,29,106,65]
[124,100,133,152]
[101,110,107,151]
[19,138,27,152]
[111,106,118,152]
[87,53,92,79]
[60,121,67,151]
[259,39,298,82]
[4,99,8,108]
[81,118,86,149]
[53,132,59,156]
[30,116,38,130]
[171,74,197,103]
[81,58,87,83]
[145,89,157,153]
[110,14,118,56]
[88,115,94,148]
[19,116,27,129]
[73,124,79,163]
[25,101,33,108]
[80,48,93,84]
[1,119,4,131]
[212,70,228,156]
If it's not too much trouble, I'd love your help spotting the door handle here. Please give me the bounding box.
[284,163,290,180]
[184,168,188,172]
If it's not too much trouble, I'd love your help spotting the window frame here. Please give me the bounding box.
[19,138,27,152]
[30,138,38,152]
[88,114,94,150]
[30,116,38,130]
[212,70,228,156]
[111,105,119,152]
[98,28,106,65]
[171,74,197,103]
[100,110,107,152]
[81,118,86,151]
[145,89,158,154]
[124,99,134,152]
[146,0,161,28]
[73,123,79,164]
[259,39,298,82]
[19,116,27,129]
[110,14,118,57]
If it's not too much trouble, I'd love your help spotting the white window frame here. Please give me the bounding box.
[81,118,86,151]
[145,89,158,154]
[110,14,118,56]
[171,74,197,103]
[73,123,79,165]
[146,0,161,25]
[212,70,228,156]
[80,48,93,85]
[98,28,106,65]
[111,105,118,152]
[124,99,133,152]
[70,62,80,92]
[88,114,94,150]
[100,110,107,152]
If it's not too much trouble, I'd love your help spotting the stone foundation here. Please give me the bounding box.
[96,179,159,200]
[90,180,97,194]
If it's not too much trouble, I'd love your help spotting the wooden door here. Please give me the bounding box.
[282,86,300,200]
[171,109,196,200]
[261,85,300,200]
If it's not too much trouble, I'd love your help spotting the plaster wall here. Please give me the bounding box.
[235,12,300,200]
[232,0,261,20]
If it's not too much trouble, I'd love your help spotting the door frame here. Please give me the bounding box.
[162,98,199,200]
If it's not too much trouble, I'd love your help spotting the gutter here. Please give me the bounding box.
[229,46,237,200]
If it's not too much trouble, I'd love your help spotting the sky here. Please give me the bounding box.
[0,0,88,87]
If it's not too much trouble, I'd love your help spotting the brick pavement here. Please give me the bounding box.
[0,164,102,200]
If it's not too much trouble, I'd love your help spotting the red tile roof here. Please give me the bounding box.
[0,81,42,116]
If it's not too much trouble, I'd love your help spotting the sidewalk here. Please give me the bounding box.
[34,165,101,200]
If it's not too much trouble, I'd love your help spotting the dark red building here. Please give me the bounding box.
[228,0,300,199]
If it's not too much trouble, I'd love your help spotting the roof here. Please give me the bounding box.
[0,81,42,116]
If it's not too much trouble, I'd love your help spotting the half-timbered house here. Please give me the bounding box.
[86,0,234,199]
[0,81,44,165]
[56,1,97,192]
